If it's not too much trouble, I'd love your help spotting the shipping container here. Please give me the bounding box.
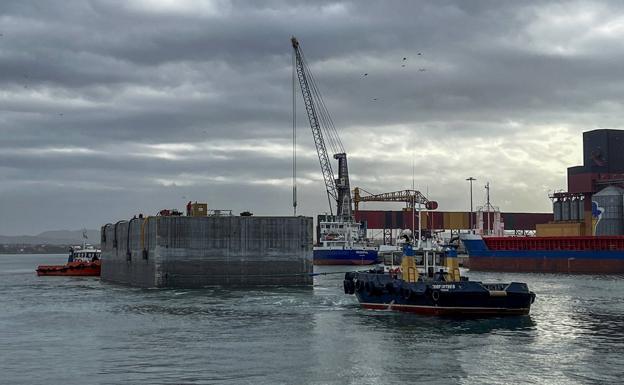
[191,203,208,217]
[536,222,584,237]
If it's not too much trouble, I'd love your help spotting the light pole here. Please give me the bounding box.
[466,177,476,230]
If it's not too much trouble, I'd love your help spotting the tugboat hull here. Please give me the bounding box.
[36,260,101,277]
[345,272,535,317]
[359,303,530,316]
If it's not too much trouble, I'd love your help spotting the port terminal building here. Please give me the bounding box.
[321,129,624,243]
[543,129,624,236]
[318,211,553,245]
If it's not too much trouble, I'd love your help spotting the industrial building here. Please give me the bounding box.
[317,211,552,245]
[359,211,550,244]
[540,129,624,236]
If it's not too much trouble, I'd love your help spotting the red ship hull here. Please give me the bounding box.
[469,256,624,274]
[36,260,101,277]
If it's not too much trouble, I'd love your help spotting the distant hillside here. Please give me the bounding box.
[0,229,101,245]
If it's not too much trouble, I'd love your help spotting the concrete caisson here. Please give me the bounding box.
[100,216,313,288]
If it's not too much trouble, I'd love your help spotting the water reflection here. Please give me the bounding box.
[2,256,624,385]
[349,309,537,335]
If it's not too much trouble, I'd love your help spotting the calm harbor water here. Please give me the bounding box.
[1,254,624,385]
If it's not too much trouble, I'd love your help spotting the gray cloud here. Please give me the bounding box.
[1,0,623,234]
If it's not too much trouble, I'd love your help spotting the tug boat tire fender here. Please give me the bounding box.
[365,281,373,295]
[401,287,411,300]
[365,281,381,296]
[343,280,355,295]
[431,289,440,303]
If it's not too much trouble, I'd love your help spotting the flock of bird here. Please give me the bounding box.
[4,28,426,109]
[362,52,427,101]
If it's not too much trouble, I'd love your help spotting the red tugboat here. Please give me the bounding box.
[36,246,101,277]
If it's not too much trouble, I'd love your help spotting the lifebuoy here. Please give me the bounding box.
[431,289,440,302]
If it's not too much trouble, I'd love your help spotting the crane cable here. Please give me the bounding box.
[299,50,345,155]
[292,48,297,216]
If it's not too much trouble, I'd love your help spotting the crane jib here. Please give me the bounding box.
[291,36,353,220]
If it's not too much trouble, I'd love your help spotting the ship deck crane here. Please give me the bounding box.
[291,36,353,220]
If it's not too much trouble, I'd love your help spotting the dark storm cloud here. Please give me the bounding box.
[1,0,624,234]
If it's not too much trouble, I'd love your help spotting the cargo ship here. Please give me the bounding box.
[461,233,624,273]
[460,129,624,274]
[313,218,378,265]
[37,246,101,276]
[343,241,535,316]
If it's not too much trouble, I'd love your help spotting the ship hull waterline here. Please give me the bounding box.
[313,249,379,266]
[462,235,624,274]
[469,255,624,274]
[359,302,530,316]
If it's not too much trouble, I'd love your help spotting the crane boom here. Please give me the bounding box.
[291,36,353,219]
[353,188,438,211]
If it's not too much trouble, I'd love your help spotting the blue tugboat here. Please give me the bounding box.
[343,239,535,316]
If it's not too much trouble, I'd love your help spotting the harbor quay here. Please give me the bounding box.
[100,215,313,288]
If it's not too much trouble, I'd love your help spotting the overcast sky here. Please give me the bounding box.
[2,0,624,235]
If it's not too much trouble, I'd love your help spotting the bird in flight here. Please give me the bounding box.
[419,68,426,72]
[362,73,368,77]
[403,57,407,61]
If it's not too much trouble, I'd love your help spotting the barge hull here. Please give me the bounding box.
[101,216,313,288]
